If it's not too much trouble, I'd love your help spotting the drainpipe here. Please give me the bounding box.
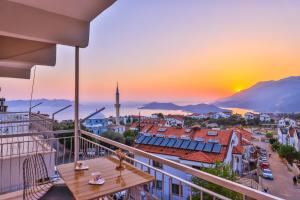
[74,46,79,165]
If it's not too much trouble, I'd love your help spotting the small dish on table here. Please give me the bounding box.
[89,172,105,185]
[75,161,89,170]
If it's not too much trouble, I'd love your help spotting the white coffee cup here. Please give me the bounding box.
[91,172,101,182]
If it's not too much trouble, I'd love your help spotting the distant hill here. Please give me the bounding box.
[139,102,181,110]
[140,102,228,114]
[215,76,300,113]
[7,99,73,108]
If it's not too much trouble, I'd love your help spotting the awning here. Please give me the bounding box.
[0,0,116,79]
[0,66,31,79]
[0,0,116,47]
[0,36,56,65]
[0,36,56,78]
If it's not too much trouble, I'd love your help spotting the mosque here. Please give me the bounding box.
[82,83,125,135]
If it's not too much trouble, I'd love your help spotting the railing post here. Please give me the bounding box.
[74,46,80,165]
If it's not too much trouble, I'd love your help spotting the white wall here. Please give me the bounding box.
[134,154,192,200]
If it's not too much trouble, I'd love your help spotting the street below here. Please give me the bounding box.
[254,136,300,200]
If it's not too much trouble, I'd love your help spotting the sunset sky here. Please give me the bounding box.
[1,0,300,103]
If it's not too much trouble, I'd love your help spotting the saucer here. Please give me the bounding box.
[75,165,89,170]
[88,178,105,185]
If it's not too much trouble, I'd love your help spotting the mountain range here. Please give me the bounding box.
[139,102,229,114]
[215,76,300,113]
[6,99,73,108]
[4,76,300,114]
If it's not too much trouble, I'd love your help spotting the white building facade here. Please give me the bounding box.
[134,127,246,199]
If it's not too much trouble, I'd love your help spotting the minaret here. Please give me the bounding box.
[115,82,121,125]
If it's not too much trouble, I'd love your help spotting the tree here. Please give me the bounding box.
[123,130,137,146]
[265,132,273,139]
[271,141,281,151]
[192,162,242,200]
[278,145,300,163]
[157,113,164,119]
[53,120,74,130]
[269,138,277,144]
[102,131,125,144]
[183,117,200,127]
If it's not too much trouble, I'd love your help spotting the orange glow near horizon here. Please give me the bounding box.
[0,1,300,103]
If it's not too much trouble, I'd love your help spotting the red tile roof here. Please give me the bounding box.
[130,119,166,129]
[232,146,244,154]
[231,128,253,146]
[181,147,228,163]
[134,126,242,164]
[193,129,232,145]
[138,125,233,145]
[134,125,252,164]
[136,144,228,164]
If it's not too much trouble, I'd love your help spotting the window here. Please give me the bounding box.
[172,183,182,196]
[153,180,162,190]
[152,160,163,169]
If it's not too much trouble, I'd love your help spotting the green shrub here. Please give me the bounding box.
[192,162,242,200]
[278,145,300,163]
[271,141,281,151]
[269,138,277,144]
[102,131,125,144]
[265,132,273,139]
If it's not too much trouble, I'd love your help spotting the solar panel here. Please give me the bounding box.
[187,141,198,150]
[166,138,177,147]
[195,142,205,151]
[148,137,158,145]
[180,140,191,149]
[160,138,170,147]
[136,135,145,144]
[141,136,151,144]
[173,139,183,148]
[212,143,222,153]
[154,137,164,146]
[203,143,213,152]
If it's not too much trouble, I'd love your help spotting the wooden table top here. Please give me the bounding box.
[57,156,154,200]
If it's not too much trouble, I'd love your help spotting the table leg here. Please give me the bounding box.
[125,188,132,200]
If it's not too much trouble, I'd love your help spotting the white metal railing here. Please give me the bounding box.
[0,112,53,135]
[78,136,231,200]
[81,130,284,200]
[0,129,284,200]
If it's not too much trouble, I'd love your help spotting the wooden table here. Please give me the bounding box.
[57,156,154,200]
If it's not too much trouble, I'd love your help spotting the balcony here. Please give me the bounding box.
[0,115,283,200]
[0,1,288,199]
[0,112,53,135]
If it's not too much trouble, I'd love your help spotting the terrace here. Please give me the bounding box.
[0,112,283,200]
[0,0,284,199]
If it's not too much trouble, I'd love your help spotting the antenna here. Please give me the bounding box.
[30,102,43,110]
[81,107,105,123]
[138,112,141,132]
